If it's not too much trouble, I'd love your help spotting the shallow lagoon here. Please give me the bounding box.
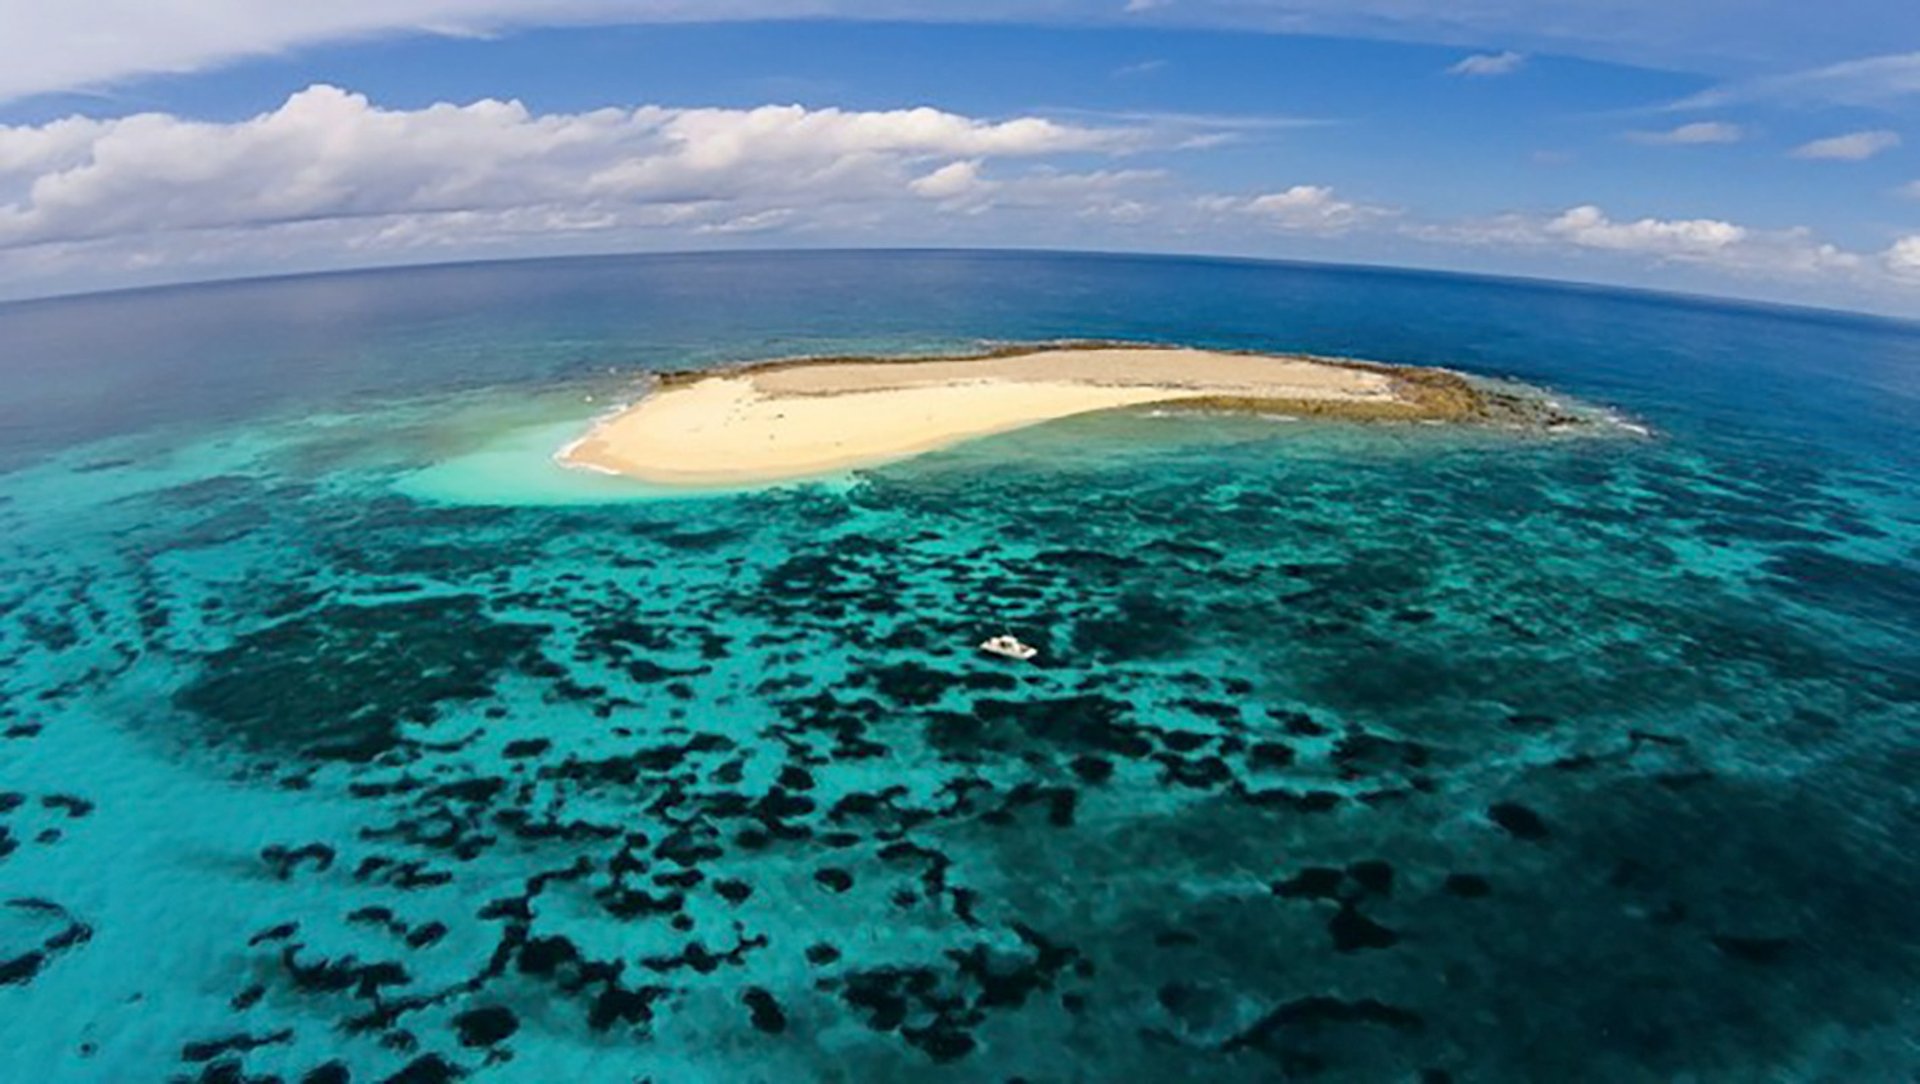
[0,252,1915,1081]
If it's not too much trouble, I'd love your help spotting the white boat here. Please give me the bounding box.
[979,634,1038,661]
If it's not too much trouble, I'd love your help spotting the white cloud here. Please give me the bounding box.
[4,77,1918,311]
[1791,129,1901,160]
[1626,121,1745,145]
[696,207,796,234]
[1675,49,1920,110]
[1545,204,1746,256]
[1887,235,1920,279]
[1899,179,1920,199]
[0,85,1146,251]
[910,160,1166,219]
[1038,108,1331,148]
[910,159,990,201]
[1113,58,1169,78]
[0,85,1202,294]
[1415,203,1864,280]
[1199,185,1393,233]
[1447,51,1526,77]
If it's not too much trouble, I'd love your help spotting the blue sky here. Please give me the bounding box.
[1,3,1917,313]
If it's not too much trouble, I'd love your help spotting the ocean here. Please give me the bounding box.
[0,250,1915,1082]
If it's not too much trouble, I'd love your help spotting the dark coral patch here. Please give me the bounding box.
[743,987,788,1034]
[1442,873,1492,898]
[1274,867,1345,900]
[1712,936,1792,965]
[1346,860,1394,897]
[1328,903,1400,953]
[175,596,548,761]
[452,1005,519,1047]
[0,898,92,989]
[1487,802,1550,841]
[181,1030,293,1063]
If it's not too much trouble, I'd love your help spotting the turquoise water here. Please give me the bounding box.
[0,251,1915,1082]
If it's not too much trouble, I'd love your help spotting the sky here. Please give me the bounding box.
[1,2,1918,314]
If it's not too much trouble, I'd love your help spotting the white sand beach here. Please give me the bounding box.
[558,346,1416,487]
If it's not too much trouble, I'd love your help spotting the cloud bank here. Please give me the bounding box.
[2,86,1915,313]
[1198,186,1394,233]
[0,85,1138,250]
[1412,204,1866,281]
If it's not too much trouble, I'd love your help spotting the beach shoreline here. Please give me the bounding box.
[557,343,1565,488]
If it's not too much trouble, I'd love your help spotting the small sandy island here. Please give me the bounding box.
[559,343,1538,488]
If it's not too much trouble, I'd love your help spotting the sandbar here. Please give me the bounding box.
[559,344,1496,488]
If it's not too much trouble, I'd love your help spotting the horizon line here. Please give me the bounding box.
[2,244,1914,331]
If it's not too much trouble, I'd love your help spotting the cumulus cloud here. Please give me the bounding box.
[1625,121,1745,145]
[1790,129,1901,160]
[1413,203,1864,279]
[910,160,1165,221]
[1887,235,1920,279]
[0,84,1206,294]
[1447,51,1527,77]
[1545,205,1745,256]
[6,80,1918,310]
[1199,185,1393,233]
[910,160,990,201]
[0,84,1149,251]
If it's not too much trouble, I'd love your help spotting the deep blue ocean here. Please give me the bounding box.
[0,250,1915,1082]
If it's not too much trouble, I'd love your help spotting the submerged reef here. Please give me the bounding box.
[3,390,1911,1082]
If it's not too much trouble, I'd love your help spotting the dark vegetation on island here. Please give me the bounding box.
[650,340,1591,428]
